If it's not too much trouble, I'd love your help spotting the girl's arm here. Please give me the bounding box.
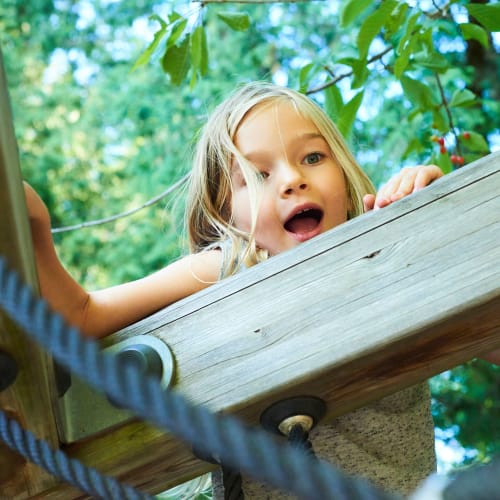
[25,183,222,338]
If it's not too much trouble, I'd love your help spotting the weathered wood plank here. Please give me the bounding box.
[43,152,500,498]
[0,50,61,497]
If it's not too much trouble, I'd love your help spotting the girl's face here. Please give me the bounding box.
[231,100,349,256]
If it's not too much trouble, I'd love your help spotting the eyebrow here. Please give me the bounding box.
[299,132,324,140]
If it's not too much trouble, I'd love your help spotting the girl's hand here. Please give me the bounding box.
[363,165,443,212]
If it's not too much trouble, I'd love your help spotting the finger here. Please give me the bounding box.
[391,167,418,200]
[363,194,375,212]
[375,177,399,208]
[414,165,443,191]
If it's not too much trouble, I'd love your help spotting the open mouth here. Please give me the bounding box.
[284,208,323,235]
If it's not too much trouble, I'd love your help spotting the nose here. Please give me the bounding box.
[280,164,308,197]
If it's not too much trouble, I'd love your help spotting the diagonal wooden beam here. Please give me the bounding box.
[44,151,499,497]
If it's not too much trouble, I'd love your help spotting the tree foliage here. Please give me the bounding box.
[1,0,499,477]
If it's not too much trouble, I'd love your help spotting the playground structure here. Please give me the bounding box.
[1,47,500,497]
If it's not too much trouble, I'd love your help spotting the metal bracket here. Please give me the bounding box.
[57,334,175,443]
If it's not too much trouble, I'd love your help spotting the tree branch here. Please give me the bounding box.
[51,174,189,234]
[435,73,463,158]
[306,46,393,95]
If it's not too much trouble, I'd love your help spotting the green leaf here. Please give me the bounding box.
[460,23,489,49]
[217,11,251,32]
[191,25,209,76]
[166,18,188,48]
[148,14,167,29]
[337,90,364,138]
[431,106,448,133]
[402,136,423,159]
[167,11,182,24]
[434,150,453,174]
[357,0,398,60]
[461,131,489,153]
[394,35,417,79]
[324,84,343,121]
[340,0,372,28]
[337,57,369,89]
[449,88,477,108]
[413,51,449,73]
[298,62,315,93]
[397,11,421,55]
[162,36,191,85]
[400,75,438,110]
[466,3,500,32]
[384,2,409,39]
[351,58,369,89]
[200,28,209,75]
[131,26,167,71]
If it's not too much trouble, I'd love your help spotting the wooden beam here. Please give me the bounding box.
[42,151,500,497]
[0,51,61,497]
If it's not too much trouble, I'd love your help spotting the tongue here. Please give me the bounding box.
[286,216,319,234]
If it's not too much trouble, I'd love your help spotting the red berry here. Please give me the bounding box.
[437,137,445,146]
[450,154,458,163]
[463,132,470,140]
[457,156,465,165]
[440,145,447,154]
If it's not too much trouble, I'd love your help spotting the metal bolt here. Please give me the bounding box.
[278,415,314,436]
[115,344,163,380]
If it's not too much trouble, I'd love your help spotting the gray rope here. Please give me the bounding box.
[0,256,399,500]
[0,410,151,499]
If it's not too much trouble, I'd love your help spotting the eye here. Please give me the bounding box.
[304,152,323,165]
[258,170,269,180]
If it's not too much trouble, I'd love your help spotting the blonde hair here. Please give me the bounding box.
[186,81,375,277]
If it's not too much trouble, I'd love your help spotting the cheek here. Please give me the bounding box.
[231,191,252,232]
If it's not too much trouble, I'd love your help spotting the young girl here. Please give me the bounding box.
[25,82,499,498]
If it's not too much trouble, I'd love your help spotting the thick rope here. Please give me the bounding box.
[0,410,152,499]
[0,257,398,500]
[288,423,316,459]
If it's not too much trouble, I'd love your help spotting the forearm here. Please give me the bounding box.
[30,217,92,335]
[28,183,222,338]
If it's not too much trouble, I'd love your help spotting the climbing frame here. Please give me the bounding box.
[46,151,500,497]
[1,44,500,497]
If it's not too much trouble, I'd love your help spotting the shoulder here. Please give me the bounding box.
[182,249,223,285]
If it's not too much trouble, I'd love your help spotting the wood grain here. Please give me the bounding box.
[45,152,500,497]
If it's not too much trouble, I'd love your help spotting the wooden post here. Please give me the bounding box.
[0,49,61,497]
[41,151,500,497]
